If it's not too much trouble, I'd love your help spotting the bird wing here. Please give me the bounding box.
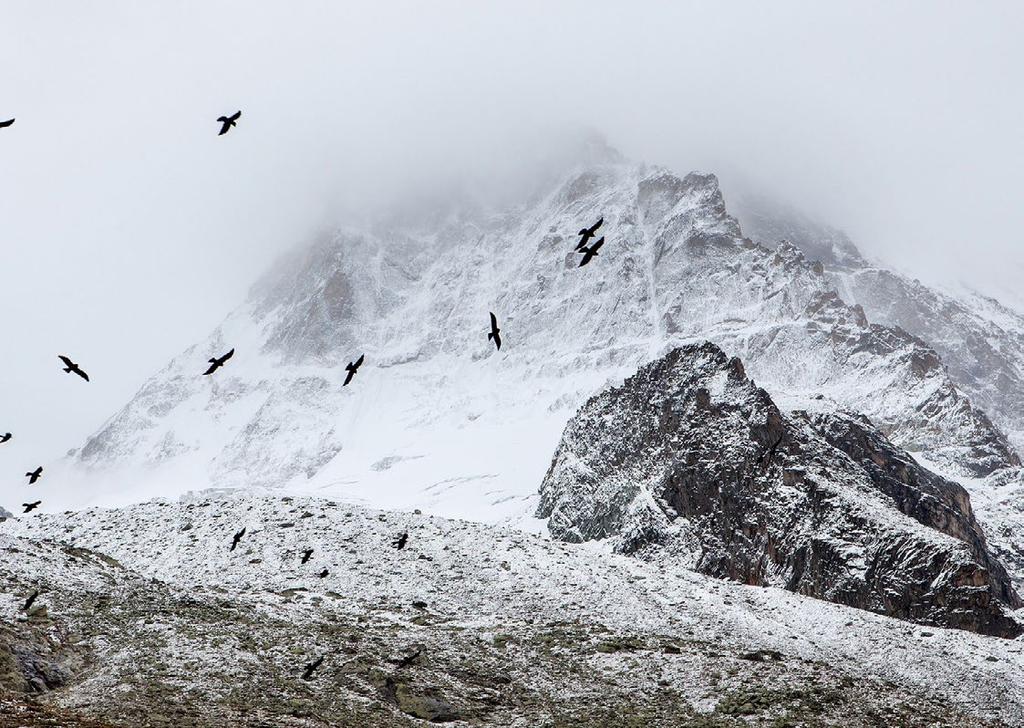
[202,362,218,375]
[591,236,605,252]
[0,118,14,128]
[223,348,235,362]
[58,355,74,367]
[494,332,502,350]
[75,369,90,381]
[489,312,498,330]
[590,217,603,234]
[355,354,364,368]
[218,121,231,135]
[229,110,241,121]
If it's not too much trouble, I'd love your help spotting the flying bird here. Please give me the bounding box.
[392,532,408,550]
[22,501,41,514]
[230,527,246,551]
[300,548,314,564]
[216,110,241,135]
[203,348,234,376]
[487,312,502,351]
[25,466,42,485]
[578,236,604,267]
[318,568,329,578]
[0,432,11,444]
[576,217,603,251]
[343,354,364,386]
[23,590,39,612]
[302,655,325,680]
[0,118,14,129]
[58,355,89,381]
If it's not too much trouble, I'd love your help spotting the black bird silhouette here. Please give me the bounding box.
[0,432,11,444]
[343,354,364,386]
[318,568,329,578]
[392,532,408,550]
[217,110,241,135]
[300,548,314,564]
[58,355,89,381]
[760,433,785,468]
[395,646,423,669]
[0,118,14,129]
[22,501,41,514]
[488,312,502,351]
[23,590,39,612]
[230,527,246,551]
[576,217,603,251]
[578,236,604,267]
[25,466,42,485]
[203,348,234,376]
[302,654,325,680]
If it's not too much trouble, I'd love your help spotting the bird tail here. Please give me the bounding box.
[63,367,72,373]
[488,332,495,341]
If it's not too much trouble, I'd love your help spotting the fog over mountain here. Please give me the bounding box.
[2,3,1023,471]
[6,6,1024,725]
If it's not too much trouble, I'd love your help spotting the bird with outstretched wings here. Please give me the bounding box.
[58,355,89,381]
[217,110,241,135]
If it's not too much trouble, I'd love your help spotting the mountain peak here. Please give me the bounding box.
[66,147,1019,528]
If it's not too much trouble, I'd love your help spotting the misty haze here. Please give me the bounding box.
[2,3,1024,726]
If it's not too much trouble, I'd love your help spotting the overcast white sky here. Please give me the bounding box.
[2,2,1023,474]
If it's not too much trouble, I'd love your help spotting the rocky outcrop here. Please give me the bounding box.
[537,343,1022,637]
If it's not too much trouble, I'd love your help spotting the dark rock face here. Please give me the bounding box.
[537,343,1022,637]
[0,621,90,695]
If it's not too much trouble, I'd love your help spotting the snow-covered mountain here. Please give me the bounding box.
[52,147,1019,534]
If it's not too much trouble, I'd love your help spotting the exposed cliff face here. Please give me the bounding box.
[537,343,1022,637]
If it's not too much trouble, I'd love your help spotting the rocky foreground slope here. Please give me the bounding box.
[538,343,1021,637]
[3,494,1024,727]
